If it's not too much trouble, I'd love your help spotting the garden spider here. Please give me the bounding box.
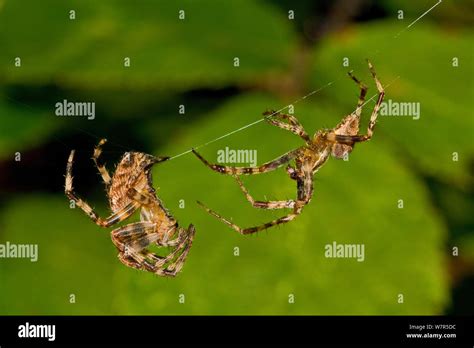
[193,60,384,235]
[65,139,195,277]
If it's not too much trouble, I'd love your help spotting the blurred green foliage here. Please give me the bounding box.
[0,0,472,315]
[0,0,296,89]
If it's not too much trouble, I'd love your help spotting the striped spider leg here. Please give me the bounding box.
[331,59,384,158]
[194,60,385,235]
[65,139,195,277]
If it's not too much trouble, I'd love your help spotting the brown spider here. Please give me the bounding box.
[193,60,384,235]
[65,139,195,277]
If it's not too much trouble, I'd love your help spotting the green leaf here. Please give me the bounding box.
[0,195,117,314]
[0,0,297,91]
[0,98,60,159]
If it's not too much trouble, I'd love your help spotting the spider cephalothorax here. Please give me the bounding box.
[193,60,384,235]
[65,139,195,277]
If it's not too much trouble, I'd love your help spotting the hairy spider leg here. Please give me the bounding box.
[158,225,196,276]
[331,60,385,146]
[197,200,302,235]
[128,187,194,245]
[142,224,195,277]
[332,70,368,157]
[263,110,311,143]
[196,173,315,235]
[347,70,368,119]
[197,144,333,235]
[109,187,195,278]
[197,165,317,235]
[366,59,385,139]
[113,223,195,277]
[65,150,140,227]
[234,176,296,209]
[92,138,112,188]
[192,148,299,175]
[111,221,158,252]
[120,181,196,277]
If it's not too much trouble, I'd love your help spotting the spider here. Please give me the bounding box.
[193,60,384,235]
[65,139,195,277]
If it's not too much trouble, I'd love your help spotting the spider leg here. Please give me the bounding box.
[128,189,184,247]
[332,71,368,157]
[157,226,189,247]
[113,222,195,277]
[263,110,311,143]
[129,188,190,249]
[155,225,196,277]
[65,150,140,227]
[234,176,295,209]
[92,138,112,188]
[333,134,368,145]
[331,61,385,145]
[111,221,157,252]
[118,253,142,270]
[192,148,299,175]
[366,60,385,138]
[144,224,195,277]
[286,164,298,180]
[197,200,301,235]
[198,174,311,234]
[347,71,368,119]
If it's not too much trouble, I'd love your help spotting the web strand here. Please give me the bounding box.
[169,75,400,161]
[394,0,443,38]
[169,81,335,160]
[168,0,443,161]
